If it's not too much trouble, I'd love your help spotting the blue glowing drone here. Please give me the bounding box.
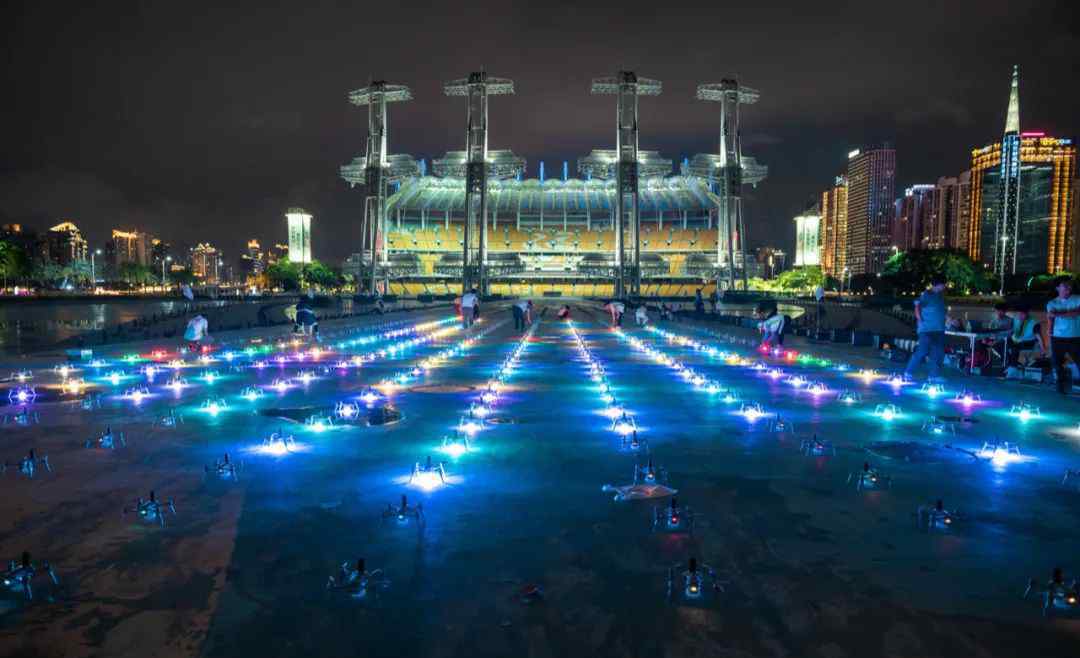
[85,427,125,450]
[915,499,957,533]
[1024,568,1080,618]
[205,453,242,480]
[382,494,424,526]
[3,552,58,601]
[124,491,176,528]
[652,497,695,535]
[3,450,50,478]
[666,558,724,605]
[326,558,388,599]
[847,462,891,491]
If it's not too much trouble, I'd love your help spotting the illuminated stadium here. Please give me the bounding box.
[341,72,767,299]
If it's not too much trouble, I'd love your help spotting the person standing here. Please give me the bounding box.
[1046,276,1080,395]
[694,289,705,316]
[708,289,719,314]
[460,287,478,329]
[904,275,948,381]
[635,304,648,326]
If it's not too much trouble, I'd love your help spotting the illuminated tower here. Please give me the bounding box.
[285,208,312,266]
[340,81,419,293]
[968,66,1076,273]
[995,65,1023,277]
[688,79,768,290]
[437,72,524,295]
[584,71,664,297]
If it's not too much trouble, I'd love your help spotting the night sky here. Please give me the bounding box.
[2,1,1077,263]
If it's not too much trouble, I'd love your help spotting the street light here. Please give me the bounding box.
[90,248,102,291]
[162,255,172,288]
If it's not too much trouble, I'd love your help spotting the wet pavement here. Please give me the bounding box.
[1,302,1079,657]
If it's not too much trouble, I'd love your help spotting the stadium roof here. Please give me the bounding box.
[386,176,720,215]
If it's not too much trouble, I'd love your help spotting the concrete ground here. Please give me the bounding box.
[1,301,1079,658]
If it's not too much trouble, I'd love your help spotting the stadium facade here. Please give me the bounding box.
[341,71,766,297]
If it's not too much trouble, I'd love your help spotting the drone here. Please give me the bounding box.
[652,497,694,535]
[1024,568,1080,618]
[381,494,424,525]
[836,390,862,405]
[635,458,668,486]
[768,415,796,434]
[2,552,59,601]
[915,499,958,532]
[334,401,362,421]
[847,462,891,491]
[666,558,724,605]
[922,416,956,436]
[619,430,648,454]
[305,414,334,432]
[156,409,185,428]
[610,412,638,436]
[86,427,125,450]
[78,393,102,410]
[979,440,1022,462]
[800,435,836,457]
[3,450,51,478]
[2,408,40,426]
[409,456,447,486]
[7,385,37,405]
[123,386,151,403]
[200,398,228,415]
[261,430,296,452]
[240,386,264,402]
[124,491,176,527]
[8,370,34,383]
[205,453,242,480]
[873,403,902,421]
[439,433,471,457]
[326,558,388,599]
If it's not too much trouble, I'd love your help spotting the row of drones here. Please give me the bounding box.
[2,313,469,604]
[610,322,1080,618]
[331,317,528,600]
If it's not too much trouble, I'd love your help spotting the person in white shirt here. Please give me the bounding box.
[604,300,625,327]
[1046,277,1080,394]
[512,299,531,331]
[183,314,209,352]
[459,288,478,329]
[755,302,786,348]
[635,305,648,326]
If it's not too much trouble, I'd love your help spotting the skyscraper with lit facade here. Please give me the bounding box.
[793,210,820,266]
[968,66,1077,274]
[819,176,847,277]
[894,185,936,251]
[845,146,896,275]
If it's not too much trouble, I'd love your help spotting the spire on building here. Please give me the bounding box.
[1004,65,1020,134]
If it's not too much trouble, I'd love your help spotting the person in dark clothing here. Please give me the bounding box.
[694,289,705,315]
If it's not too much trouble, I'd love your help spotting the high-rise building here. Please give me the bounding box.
[968,67,1077,274]
[46,221,89,266]
[190,243,221,283]
[894,185,937,251]
[819,176,848,278]
[286,208,312,265]
[793,210,821,266]
[106,229,151,275]
[1072,177,1080,271]
[950,171,972,252]
[241,239,265,276]
[268,243,290,265]
[845,146,896,275]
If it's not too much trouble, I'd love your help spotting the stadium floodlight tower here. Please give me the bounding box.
[442,72,523,296]
[340,81,419,295]
[586,71,663,298]
[688,79,768,291]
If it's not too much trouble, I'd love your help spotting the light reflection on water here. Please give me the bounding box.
[0,299,238,352]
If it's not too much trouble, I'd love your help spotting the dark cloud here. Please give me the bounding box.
[1,0,1076,259]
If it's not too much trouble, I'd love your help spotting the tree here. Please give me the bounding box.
[118,262,154,286]
[169,267,198,286]
[266,260,301,291]
[303,261,342,289]
[879,249,990,295]
[775,266,825,292]
[0,240,28,287]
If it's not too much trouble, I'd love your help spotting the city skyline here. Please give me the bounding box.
[2,1,1077,263]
